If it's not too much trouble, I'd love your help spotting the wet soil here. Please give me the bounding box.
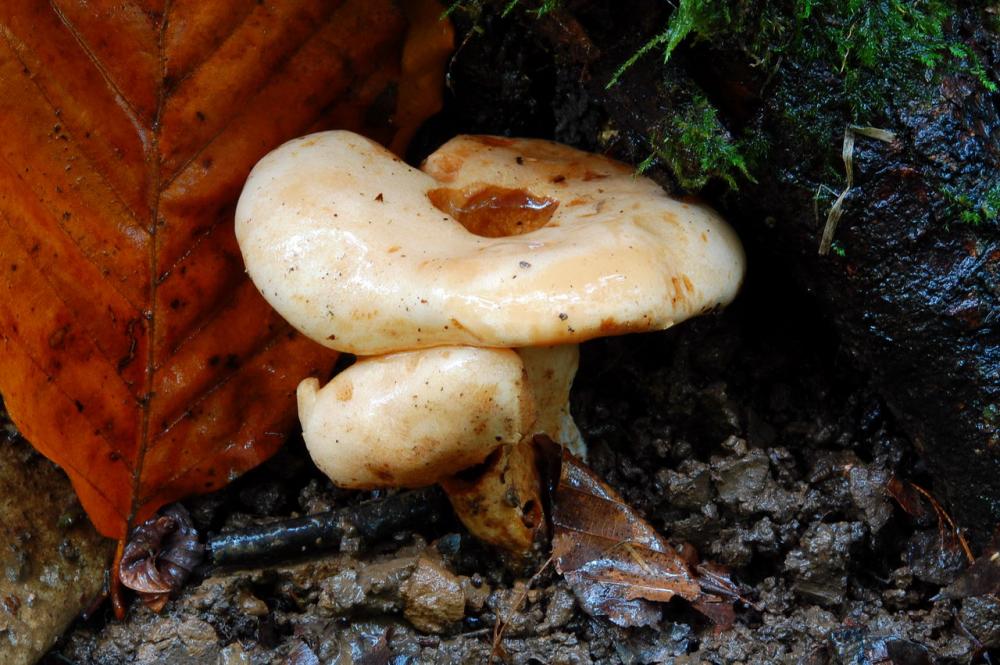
[414,0,1000,543]
[45,250,999,663]
[0,426,112,665]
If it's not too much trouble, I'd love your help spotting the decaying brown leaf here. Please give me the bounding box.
[0,2,453,542]
[119,503,204,611]
[885,475,931,522]
[550,446,744,628]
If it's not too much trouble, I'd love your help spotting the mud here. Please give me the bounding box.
[414,0,1000,544]
[42,247,998,663]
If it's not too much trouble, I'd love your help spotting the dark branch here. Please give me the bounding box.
[206,486,451,566]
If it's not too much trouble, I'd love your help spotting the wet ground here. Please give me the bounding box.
[44,246,1000,663]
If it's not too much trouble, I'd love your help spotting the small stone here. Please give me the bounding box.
[660,460,713,510]
[318,569,365,615]
[0,433,112,665]
[906,529,967,586]
[236,589,269,617]
[357,556,417,614]
[401,557,465,633]
[784,521,865,606]
[959,594,1000,648]
[713,448,770,505]
[218,641,252,665]
[847,465,893,533]
[177,617,219,658]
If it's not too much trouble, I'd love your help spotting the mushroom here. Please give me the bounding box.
[516,345,583,456]
[296,347,545,551]
[235,131,745,551]
[296,346,533,489]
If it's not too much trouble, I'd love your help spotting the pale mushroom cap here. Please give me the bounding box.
[297,347,534,488]
[236,131,746,355]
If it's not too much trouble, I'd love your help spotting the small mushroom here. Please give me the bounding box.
[235,131,746,551]
[297,347,544,551]
[297,347,533,489]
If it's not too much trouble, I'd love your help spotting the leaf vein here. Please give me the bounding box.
[128,0,172,533]
[152,321,292,442]
[47,0,145,127]
[154,274,249,373]
[160,8,340,190]
[163,1,258,94]
[0,23,151,236]
[0,321,135,476]
[142,325,294,499]
[0,208,141,400]
[0,149,147,318]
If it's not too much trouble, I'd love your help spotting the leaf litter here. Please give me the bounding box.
[545,441,751,629]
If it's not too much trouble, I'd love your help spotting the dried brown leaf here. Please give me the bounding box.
[551,448,741,628]
[887,477,975,564]
[0,1,453,541]
[119,503,204,610]
[886,476,931,522]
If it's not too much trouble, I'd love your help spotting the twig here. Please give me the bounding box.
[207,486,450,566]
[110,539,126,620]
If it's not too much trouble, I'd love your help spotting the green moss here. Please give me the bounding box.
[607,1,722,88]
[612,0,996,111]
[609,0,995,192]
[499,0,560,18]
[638,92,760,190]
[984,403,1000,429]
[449,0,993,195]
[942,181,1000,226]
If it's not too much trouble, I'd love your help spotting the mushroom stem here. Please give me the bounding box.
[442,345,584,552]
[516,344,586,458]
[440,437,543,553]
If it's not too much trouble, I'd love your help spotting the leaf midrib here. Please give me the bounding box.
[129,2,171,529]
